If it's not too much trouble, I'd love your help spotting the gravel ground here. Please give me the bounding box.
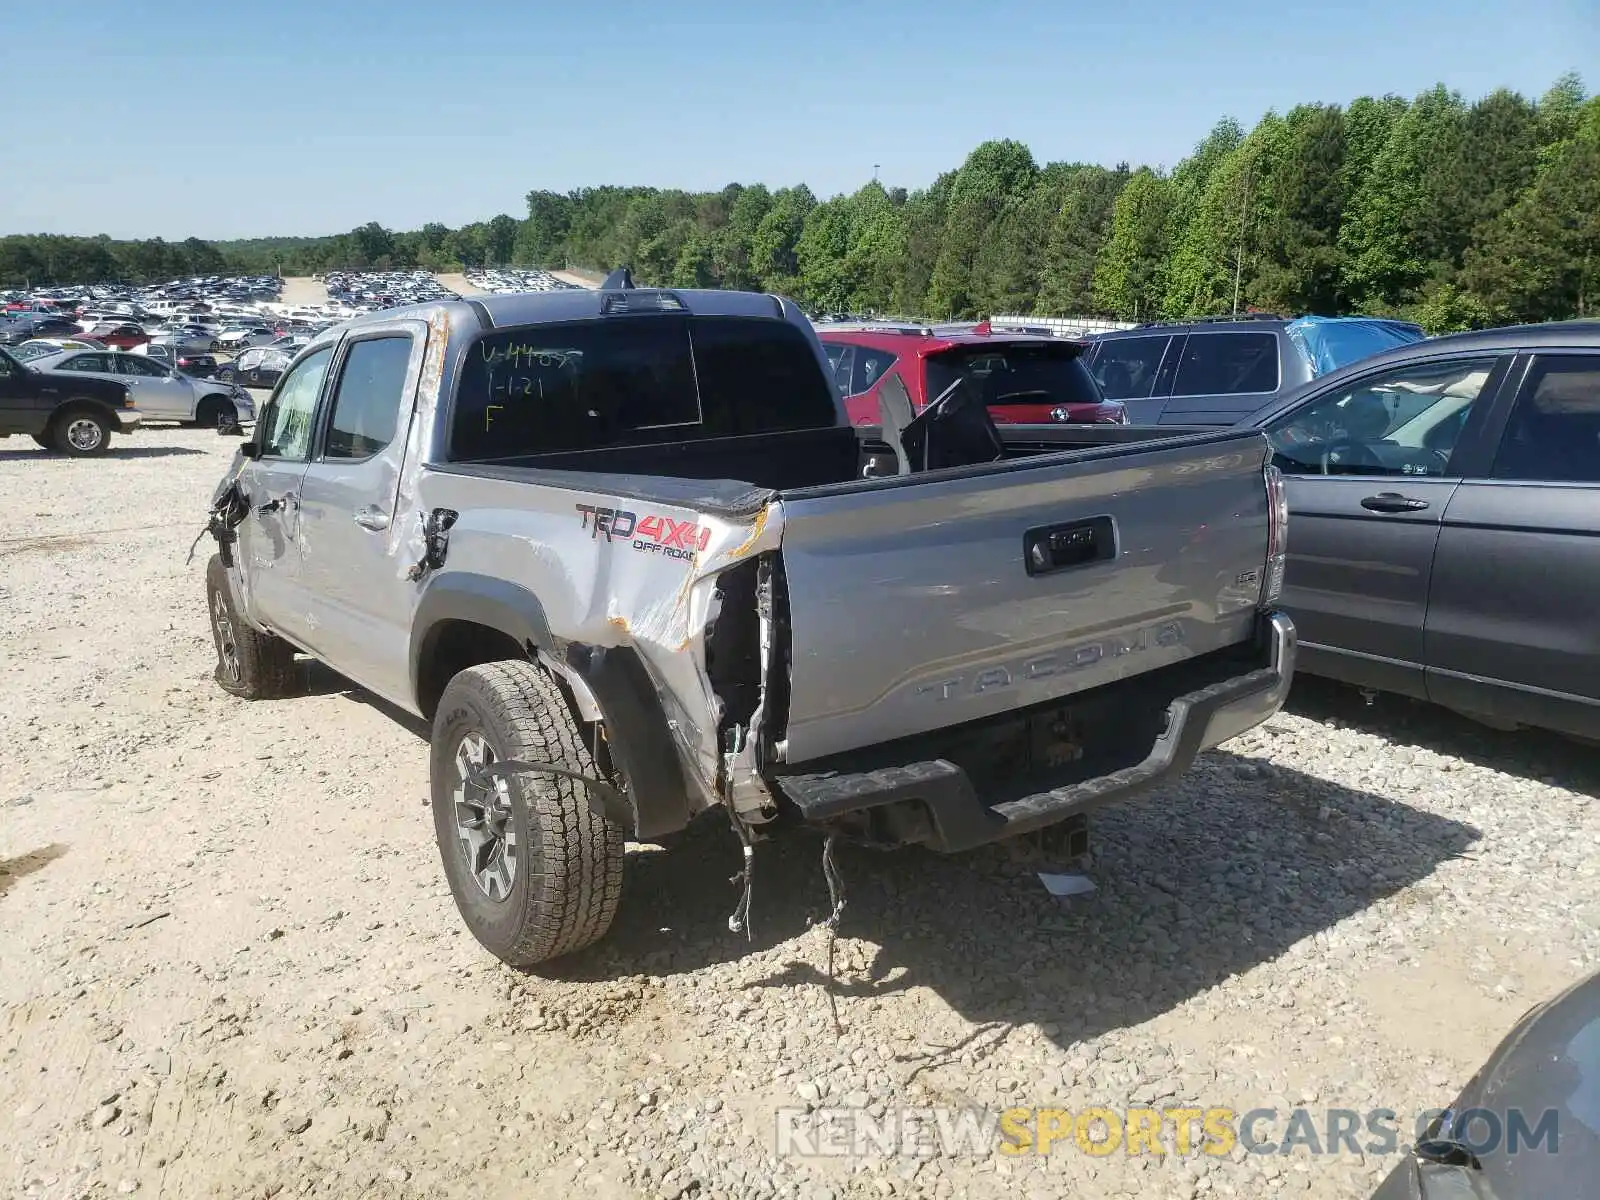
[2,428,1596,1200]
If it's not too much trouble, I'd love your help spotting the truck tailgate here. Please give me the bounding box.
[774,431,1273,764]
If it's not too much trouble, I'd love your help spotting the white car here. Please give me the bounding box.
[216,325,279,349]
[29,348,254,428]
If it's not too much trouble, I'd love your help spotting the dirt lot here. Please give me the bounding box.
[2,429,1597,1200]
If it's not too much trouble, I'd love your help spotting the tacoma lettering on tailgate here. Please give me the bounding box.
[917,621,1185,701]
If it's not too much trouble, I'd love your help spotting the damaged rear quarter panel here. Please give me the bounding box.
[414,465,784,812]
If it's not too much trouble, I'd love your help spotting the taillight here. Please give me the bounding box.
[1262,464,1288,607]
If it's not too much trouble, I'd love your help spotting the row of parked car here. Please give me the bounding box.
[321,269,459,308]
[463,267,582,295]
[0,274,344,451]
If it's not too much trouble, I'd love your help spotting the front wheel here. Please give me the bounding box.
[205,555,298,699]
[51,406,111,455]
[430,661,625,966]
[190,396,240,433]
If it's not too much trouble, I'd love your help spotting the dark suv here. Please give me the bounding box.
[1084,315,1426,425]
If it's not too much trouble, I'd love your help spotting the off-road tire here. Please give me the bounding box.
[205,555,298,699]
[430,661,625,966]
[50,405,112,455]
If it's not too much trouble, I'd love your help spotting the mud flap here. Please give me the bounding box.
[468,758,635,830]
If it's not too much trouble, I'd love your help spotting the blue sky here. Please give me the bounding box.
[2,0,1593,241]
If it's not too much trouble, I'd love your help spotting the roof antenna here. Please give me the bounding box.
[601,266,636,290]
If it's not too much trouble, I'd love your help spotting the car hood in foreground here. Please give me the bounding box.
[1370,968,1600,1199]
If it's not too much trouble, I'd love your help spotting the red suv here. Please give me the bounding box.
[816,323,1127,427]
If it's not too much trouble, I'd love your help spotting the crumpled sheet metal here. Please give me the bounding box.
[391,309,453,585]
[416,464,787,812]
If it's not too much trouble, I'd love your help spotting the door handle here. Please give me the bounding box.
[257,492,297,517]
[353,506,390,531]
[1360,493,1429,513]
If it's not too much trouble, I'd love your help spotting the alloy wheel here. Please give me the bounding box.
[452,732,518,901]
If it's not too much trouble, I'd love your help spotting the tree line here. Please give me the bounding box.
[3,75,1594,332]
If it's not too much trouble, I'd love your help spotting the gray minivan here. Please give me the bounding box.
[1084,315,1426,425]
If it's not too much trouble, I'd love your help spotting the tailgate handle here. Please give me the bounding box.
[1024,517,1115,576]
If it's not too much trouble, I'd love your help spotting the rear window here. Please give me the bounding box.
[1087,334,1169,399]
[1172,332,1280,395]
[924,342,1102,410]
[449,315,837,460]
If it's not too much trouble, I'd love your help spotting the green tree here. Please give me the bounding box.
[514,191,571,266]
[1340,85,1469,307]
[1034,164,1129,315]
[1464,97,1600,320]
[894,175,951,315]
[795,197,854,311]
[1251,104,1348,313]
[1093,169,1172,319]
[927,139,1038,317]
[841,182,907,313]
[483,214,519,266]
[1162,119,1249,316]
[749,185,815,293]
[1536,72,1588,161]
[713,183,771,290]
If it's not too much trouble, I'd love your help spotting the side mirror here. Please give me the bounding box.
[240,441,262,460]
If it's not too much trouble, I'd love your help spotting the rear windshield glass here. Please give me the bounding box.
[924,342,1102,410]
[449,315,837,460]
[1285,317,1429,378]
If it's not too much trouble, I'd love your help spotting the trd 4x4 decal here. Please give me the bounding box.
[576,503,712,562]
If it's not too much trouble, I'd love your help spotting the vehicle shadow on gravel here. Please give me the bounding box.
[1287,676,1600,797]
[305,661,432,736]
[0,446,209,460]
[0,843,68,898]
[559,750,1480,1053]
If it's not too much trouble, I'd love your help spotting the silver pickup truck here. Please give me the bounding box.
[201,284,1295,965]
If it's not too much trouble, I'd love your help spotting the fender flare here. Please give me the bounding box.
[410,572,555,704]
[410,573,693,840]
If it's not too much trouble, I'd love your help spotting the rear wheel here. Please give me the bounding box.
[31,433,49,448]
[50,405,111,456]
[430,661,626,966]
[205,555,298,699]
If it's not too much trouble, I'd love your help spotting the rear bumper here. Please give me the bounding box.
[773,611,1296,852]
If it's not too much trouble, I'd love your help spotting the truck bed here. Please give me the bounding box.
[423,421,1277,821]
[434,421,1246,511]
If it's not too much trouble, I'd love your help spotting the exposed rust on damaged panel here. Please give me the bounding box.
[670,502,774,651]
[419,308,450,404]
[729,504,771,560]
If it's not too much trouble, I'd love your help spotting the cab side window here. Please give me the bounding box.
[1172,333,1279,396]
[1266,358,1495,477]
[1491,356,1600,484]
[1089,335,1168,399]
[257,347,333,461]
[322,336,411,461]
